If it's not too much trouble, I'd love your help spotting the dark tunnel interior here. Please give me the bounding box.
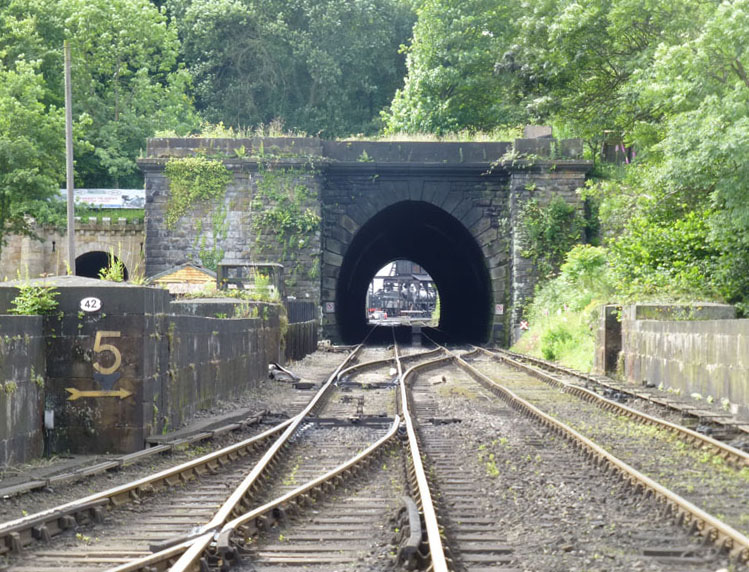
[336,201,492,344]
[75,251,129,281]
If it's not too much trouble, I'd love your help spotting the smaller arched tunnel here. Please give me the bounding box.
[76,251,129,281]
[336,201,492,344]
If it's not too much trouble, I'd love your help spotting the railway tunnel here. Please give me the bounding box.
[75,250,129,280]
[336,201,492,344]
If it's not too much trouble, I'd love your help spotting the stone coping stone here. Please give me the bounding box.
[146,136,323,158]
[0,276,171,314]
[623,303,736,321]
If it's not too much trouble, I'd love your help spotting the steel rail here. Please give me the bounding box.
[479,347,749,468]
[394,340,453,572]
[451,350,749,564]
[0,412,271,500]
[207,415,402,569]
[336,347,444,381]
[0,416,295,556]
[110,341,367,572]
[190,341,365,531]
[497,347,749,439]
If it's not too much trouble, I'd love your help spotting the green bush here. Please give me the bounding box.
[519,197,586,279]
[9,283,59,315]
[513,245,612,371]
[540,324,571,360]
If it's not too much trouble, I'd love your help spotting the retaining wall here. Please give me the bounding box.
[166,301,280,429]
[597,303,749,420]
[0,278,290,459]
[0,317,45,467]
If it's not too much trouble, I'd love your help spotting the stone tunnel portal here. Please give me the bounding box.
[75,251,129,281]
[336,201,492,344]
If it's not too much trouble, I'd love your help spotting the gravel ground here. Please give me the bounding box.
[412,362,731,571]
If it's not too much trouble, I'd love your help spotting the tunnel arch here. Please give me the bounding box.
[75,250,129,281]
[336,201,492,343]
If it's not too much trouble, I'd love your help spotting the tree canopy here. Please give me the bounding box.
[0,0,196,189]
[1,0,747,312]
[170,0,414,137]
[0,56,64,250]
[384,0,749,311]
[384,0,523,134]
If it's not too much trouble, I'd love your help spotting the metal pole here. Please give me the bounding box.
[64,40,75,274]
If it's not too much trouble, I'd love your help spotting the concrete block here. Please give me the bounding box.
[514,138,552,157]
[523,125,553,139]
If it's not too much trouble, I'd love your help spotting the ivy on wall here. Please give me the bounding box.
[164,156,233,271]
[251,164,321,255]
[519,196,585,279]
[164,156,232,230]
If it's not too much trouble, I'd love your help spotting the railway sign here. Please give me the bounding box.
[65,387,133,401]
[80,297,102,312]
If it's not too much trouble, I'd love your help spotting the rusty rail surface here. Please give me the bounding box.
[479,347,749,469]
[336,346,443,381]
[111,339,390,571]
[153,341,452,571]
[210,416,402,569]
[452,350,749,564]
[0,417,294,557]
[395,341,453,572]
[0,412,270,499]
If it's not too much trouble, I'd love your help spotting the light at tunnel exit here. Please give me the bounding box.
[336,201,491,343]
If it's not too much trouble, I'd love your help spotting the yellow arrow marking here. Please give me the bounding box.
[65,388,133,401]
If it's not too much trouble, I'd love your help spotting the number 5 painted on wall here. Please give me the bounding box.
[93,331,122,375]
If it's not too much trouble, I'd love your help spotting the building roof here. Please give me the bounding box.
[147,263,216,284]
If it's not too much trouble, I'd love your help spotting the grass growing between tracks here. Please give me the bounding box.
[536,389,749,534]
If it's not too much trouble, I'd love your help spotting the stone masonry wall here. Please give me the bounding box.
[0,316,45,467]
[164,301,280,431]
[508,162,588,342]
[140,137,591,346]
[617,304,748,420]
[321,158,512,343]
[0,278,286,459]
[0,221,144,281]
[140,138,323,304]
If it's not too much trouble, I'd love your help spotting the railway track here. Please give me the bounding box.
[0,337,447,571]
[461,350,749,548]
[490,348,749,449]
[445,345,748,568]
[1,331,747,571]
[0,419,294,571]
[0,340,368,571]
[204,343,446,571]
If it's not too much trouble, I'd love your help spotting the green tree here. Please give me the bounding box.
[627,0,749,311]
[0,57,64,256]
[0,0,197,188]
[170,0,414,136]
[383,0,524,134]
[498,0,710,146]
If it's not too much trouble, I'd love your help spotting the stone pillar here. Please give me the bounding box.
[594,305,622,375]
[0,277,170,454]
[507,144,590,343]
